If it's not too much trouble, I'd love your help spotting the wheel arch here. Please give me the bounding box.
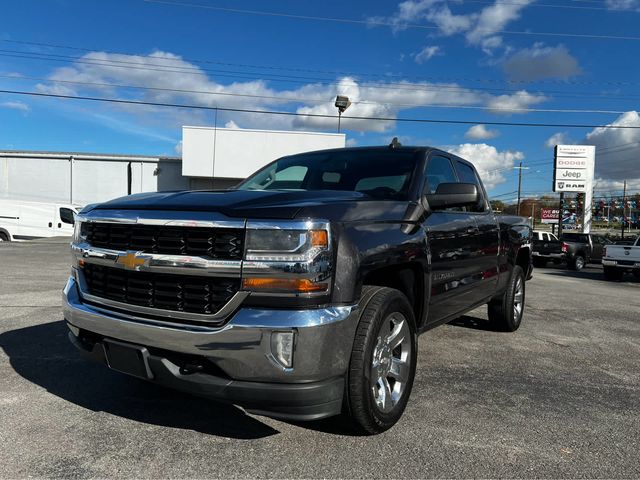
[361,262,427,329]
[0,228,12,241]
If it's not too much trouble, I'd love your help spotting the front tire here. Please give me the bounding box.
[0,232,9,242]
[346,286,417,435]
[488,265,526,332]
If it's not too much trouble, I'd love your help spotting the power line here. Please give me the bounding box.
[4,38,640,90]
[143,0,640,41]
[463,0,637,11]
[2,72,634,115]
[3,88,640,130]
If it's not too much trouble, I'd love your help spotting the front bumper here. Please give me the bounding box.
[63,276,359,420]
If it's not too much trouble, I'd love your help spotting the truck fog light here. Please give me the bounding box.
[271,331,295,368]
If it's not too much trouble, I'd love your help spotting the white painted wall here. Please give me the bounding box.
[0,153,187,206]
[182,126,346,178]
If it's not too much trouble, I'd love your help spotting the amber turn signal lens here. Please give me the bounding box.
[242,277,328,293]
[310,229,328,248]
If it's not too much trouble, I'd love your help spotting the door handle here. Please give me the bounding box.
[58,223,62,228]
[48,222,52,228]
[466,227,478,234]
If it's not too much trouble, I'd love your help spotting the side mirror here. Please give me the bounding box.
[425,183,479,210]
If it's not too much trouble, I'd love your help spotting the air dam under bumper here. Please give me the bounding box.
[63,276,359,421]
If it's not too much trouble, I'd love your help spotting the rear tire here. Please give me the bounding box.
[570,255,585,271]
[0,232,9,242]
[604,266,624,281]
[345,286,417,435]
[488,265,526,332]
[633,270,640,280]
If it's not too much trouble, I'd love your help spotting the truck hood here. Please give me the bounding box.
[90,189,409,222]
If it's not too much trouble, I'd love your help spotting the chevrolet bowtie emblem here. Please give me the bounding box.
[115,251,150,270]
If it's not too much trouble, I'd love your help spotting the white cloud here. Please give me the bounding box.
[449,143,523,189]
[426,5,474,35]
[485,90,548,115]
[414,45,442,64]
[33,50,549,136]
[346,138,359,147]
[1,101,30,113]
[503,44,581,81]
[544,132,569,149]
[465,124,500,140]
[174,140,182,155]
[605,0,640,11]
[372,0,534,53]
[224,120,240,129]
[465,0,534,51]
[583,111,640,182]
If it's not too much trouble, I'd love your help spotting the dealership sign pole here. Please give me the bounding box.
[553,145,596,234]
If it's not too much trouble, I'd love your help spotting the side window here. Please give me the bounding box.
[424,155,458,195]
[454,160,487,213]
[60,208,75,225]
[543,233,550,241]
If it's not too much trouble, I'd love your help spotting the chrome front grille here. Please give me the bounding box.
[81,222,244,260]
[82,263,241,316]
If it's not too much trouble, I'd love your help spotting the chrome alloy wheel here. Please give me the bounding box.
[371,312,412,413]
[513,276,524,322]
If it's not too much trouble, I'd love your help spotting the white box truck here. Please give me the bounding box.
[0,200,81,241]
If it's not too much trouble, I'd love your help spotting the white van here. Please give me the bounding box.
[0,200,81,241]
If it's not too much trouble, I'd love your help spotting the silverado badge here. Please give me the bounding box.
[115,251,151,270]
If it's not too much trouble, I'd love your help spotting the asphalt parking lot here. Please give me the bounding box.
[1,240,639,478]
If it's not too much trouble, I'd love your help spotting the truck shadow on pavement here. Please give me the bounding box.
[540,266,640,285]
[0,320,280,440]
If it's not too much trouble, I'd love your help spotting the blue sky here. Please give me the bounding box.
[1,0,640,200]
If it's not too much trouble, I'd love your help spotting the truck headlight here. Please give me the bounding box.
[72,218,88,244]
[242,221,332,295]
[245,228,328,262]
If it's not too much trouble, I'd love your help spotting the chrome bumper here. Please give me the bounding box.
[63,276,359,383]
[602,259,640,268]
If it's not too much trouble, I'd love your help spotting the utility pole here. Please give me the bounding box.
[622,180,627,239]
[514,162,529,216]
[558,192,564,239]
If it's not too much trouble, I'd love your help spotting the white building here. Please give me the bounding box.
[0,127,345,206]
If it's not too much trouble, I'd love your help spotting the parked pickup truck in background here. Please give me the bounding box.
[63,143,532,434]
[532,230,564,268]
[602,236,640,281]
[560,232,612,271]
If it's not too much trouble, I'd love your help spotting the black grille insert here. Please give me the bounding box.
[81,223,244,259]
[82,263,240,316]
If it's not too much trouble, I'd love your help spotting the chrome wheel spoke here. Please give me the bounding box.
[389,357,409,383]
[387,317,408,350]
[381,377,392,412]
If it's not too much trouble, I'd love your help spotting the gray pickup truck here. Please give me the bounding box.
[63,144,532,434]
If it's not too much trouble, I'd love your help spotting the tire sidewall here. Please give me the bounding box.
[349,289,417,432]
[504,265,526,331]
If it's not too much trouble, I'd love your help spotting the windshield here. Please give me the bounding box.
[236,150,420,200]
